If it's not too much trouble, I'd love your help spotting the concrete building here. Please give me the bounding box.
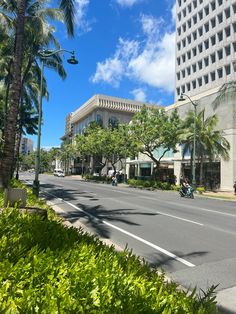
[62,94,155,174]
[175,0,236,99]
[172,0,236,190]
[20,137,33,155]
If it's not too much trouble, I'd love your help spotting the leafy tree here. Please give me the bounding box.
[0,0,76,187]
[129,105,181,179]
[181,109,230,186]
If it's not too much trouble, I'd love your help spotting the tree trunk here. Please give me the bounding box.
[0,1,26,187]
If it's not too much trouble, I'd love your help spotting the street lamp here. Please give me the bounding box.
[32,49,78,196]
[178,92,197,189]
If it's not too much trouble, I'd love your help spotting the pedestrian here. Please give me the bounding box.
[233,180,236,195]
[111,172,117,186]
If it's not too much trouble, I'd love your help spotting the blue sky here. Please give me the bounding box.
[32,0,176,148]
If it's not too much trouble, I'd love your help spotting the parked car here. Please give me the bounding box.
[53,169,65,177]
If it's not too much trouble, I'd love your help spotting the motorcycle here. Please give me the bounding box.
[179,186,194,199]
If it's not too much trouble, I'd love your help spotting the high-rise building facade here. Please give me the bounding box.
[175,0,236,100]
[20,137,33,155]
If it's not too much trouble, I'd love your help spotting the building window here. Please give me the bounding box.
[210,53,216,63]
[204,39,209,50]
[204,57,209,67]
[192,31,197,40]
[177,27,181,36]
[232,22,236,33]
[198,43,203,53]
[204,5,209,16]
[193,0,197,9]
[187,19,191,28]
[217,68,223,78]
[192,63,197,73]
[182,38,186,48]
[225,64,231,76]
[210,71,216,81]
[217,31,223,41]
[187,35,191,44]
[187,4,192,13]
[211,1,216,11]
[187,50,191,59]
[225,26,231,38]
[181,85,185,93]
[177,57,181,65]
[217,49,223,60]
[218,0,222,6]
[192,47,197,56]
[177,72,180,80]
[182,69,186,78]
[192,80,196,89]
[193,14,197,24]
[182,23,186,32]
[211,17,216,28]
[225,45,231,56]
[198,60,203,70]
[211,35,216,46]
[204,74,209,84]
[233,42,236,53]
[233,3,236,14]
[187,83,191,91]
[198,26,203,37]
[187,66,191,75]
[224,7,230,19]
[198,77,202,87]
[182,54,186,62]
[108,116,119,129]
[217,13,223,24]
[204,22,209,32]
[198,10,203,20]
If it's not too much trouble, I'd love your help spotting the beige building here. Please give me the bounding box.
[63,94,155,174]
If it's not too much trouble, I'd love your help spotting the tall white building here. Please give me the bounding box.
[175,0,236,99]
[20,137,33,155]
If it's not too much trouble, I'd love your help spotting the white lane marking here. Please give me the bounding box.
[167,201,236,218]
[155,211,204,226]
[42,190,195,268]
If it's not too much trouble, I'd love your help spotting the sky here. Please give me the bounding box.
[31,0,176,148]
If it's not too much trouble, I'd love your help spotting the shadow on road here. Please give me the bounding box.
[147,250,209,271]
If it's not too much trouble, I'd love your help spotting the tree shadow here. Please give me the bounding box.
[147,250,209,271]
[60,203,158,240]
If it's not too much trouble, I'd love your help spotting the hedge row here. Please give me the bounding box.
[127,179,180,191]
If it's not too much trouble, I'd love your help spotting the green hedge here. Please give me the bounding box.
[128,179,180,191]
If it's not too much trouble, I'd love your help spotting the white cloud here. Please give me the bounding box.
[171,3,176,22]
[130,88,147,102]
[115,0,143,7]
[74,0,91,32]
[128,32,176,92]
[91,13,176,93]
[91,38,139,86]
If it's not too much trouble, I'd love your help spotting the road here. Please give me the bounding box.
[22,173,236,295]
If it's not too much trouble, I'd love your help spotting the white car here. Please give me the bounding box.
[53,169,65,177]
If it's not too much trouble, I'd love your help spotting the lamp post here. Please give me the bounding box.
[178,93,197,189]
[33,49,78,196]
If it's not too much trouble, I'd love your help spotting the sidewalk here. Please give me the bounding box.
[201,190,236,201]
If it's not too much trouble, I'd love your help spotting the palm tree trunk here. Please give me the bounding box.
[0,0,26,187]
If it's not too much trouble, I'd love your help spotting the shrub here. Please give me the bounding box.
[0,208,218,313]
[197,186,206,194]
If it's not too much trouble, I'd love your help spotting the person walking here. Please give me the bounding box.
[233,180,236,195]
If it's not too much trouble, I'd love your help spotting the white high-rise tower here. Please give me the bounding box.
[175,0,236,100]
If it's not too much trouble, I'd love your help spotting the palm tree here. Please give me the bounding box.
[0,0,76,187]
[181,109,230,186]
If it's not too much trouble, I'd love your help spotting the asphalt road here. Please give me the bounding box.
[21,173,236,295]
